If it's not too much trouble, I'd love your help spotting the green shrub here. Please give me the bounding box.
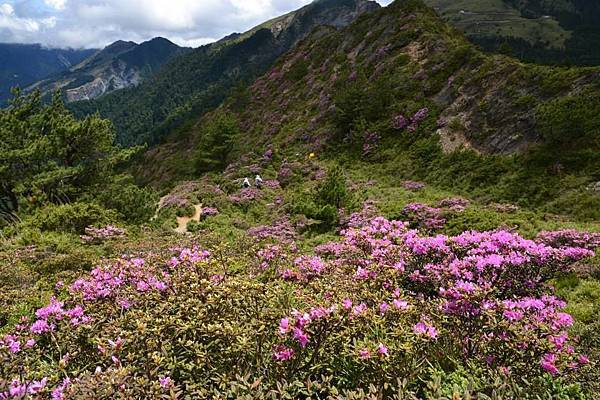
[93,176,158,224]
[194,111,239,174]
[317,165,351,209]
[28,202,119,234]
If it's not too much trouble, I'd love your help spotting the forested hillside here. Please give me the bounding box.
[424,0,600,65]
[0,44,96,104]
[68,0,380,146]
[137,0,599,220]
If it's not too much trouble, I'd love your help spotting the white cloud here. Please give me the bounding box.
[45,0,67,11]
[0,2,57,36]
[0,3,14,15]
[0,0,389,49]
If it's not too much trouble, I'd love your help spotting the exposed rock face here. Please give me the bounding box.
[29,38,189,102]
[132,0,599,188]
[65,60,142,102]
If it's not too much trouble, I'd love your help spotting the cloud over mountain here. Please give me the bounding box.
[0,0,393,48]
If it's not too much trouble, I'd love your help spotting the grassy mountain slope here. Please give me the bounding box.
[67,0,380,146]
[424,0,600,65]
[137,0,599,220]
[29,38,189,103]
[0,44,96,104]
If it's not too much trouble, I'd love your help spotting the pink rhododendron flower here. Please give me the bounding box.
[413,321,438,339]
[392,299,408,310]
[159,376,173,389]
[359,349,371,359]
[541,353,559,375]
[377,343,388,356]
[352,303,367,316]
[273,346,295,361]
[578,355,590,365]
[279,318,291,335]
[30,319,52,334]
[379,302,390,314]
[28,378,47,394]
[9,380,26,398]
[293,327,309,348]
[342,298,353,310]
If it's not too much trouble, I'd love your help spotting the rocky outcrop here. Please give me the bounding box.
[29,38,189,102]
[65,61,142,102]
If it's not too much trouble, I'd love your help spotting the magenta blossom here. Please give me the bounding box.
[159,376,173,389]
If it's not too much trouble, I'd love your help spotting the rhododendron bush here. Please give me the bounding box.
[0,217,597,398]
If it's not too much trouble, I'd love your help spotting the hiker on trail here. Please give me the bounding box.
[255,175,264,188]
[242,178,251,188]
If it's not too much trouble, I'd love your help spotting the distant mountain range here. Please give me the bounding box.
[0,44,96,103]
[68,0,380,146]
[28,37,190,102]
[424,0,600,65]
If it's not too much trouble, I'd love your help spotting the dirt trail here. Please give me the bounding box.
[175,204,202,234]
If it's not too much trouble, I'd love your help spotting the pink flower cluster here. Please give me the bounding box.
[70,258,169,302]
[0,378,47,399]
[160,194,189,209]
[536,229,600,251]
[257,244,294,270]
[282,256,328,281]
[277,306,337,349]
[262,179,281,189]
[393,108,429,132]
[247,219,296,243]
[201,207,219,217]
[263,147,274,162]
[438,197,470,212]
[402,203,446,231]
[228,188,262,205]
[339,200,378,230]
[413,319,439,339]
[1,247,211,398]
[362,131,381,157]
[80,225,126,243]
[274,293,428,361]
[1,296,89,359]
[277,165,294,184]
[401,180,425,191]
[276,217,595,373]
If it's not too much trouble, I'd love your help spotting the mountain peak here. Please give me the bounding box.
[105,40,138,50]
[26,36,188,103]
[145,37,177,46]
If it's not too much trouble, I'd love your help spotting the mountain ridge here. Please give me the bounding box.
[28,37,190,102]
[423,0,600,65]
[68,0,381,146]
[0,43,96,104]
[133,0,598,221]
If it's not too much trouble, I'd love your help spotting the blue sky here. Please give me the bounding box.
[0,0,393,49]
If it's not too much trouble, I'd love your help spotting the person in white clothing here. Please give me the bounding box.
[242,178,251,188]
[255,175,263,188]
